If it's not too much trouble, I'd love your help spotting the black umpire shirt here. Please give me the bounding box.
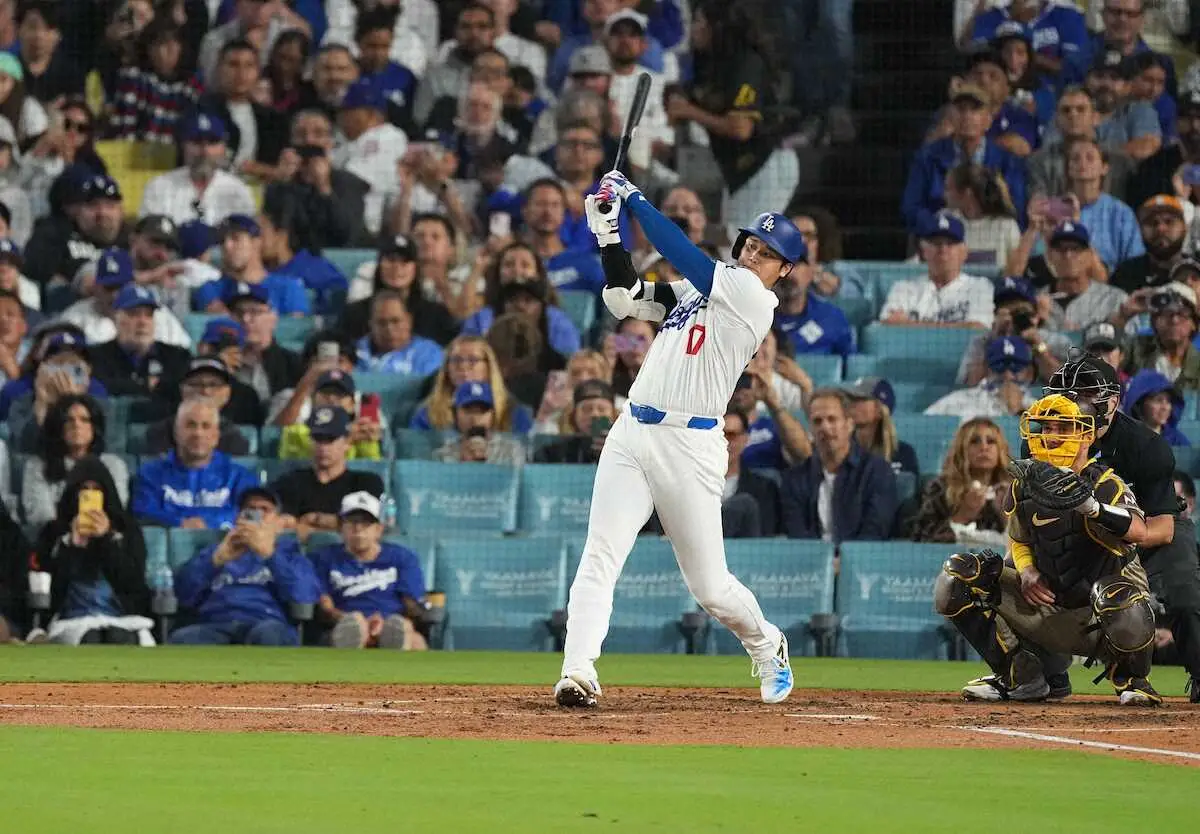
[1091,411,1180,520]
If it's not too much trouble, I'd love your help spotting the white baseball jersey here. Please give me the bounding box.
[880,271,995,328]
[627,261,778,418]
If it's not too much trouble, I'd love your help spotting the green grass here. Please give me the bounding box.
[0,646,1194,696]
[0,727,1193,834]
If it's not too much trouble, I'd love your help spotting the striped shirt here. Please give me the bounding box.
[110,68,202,144]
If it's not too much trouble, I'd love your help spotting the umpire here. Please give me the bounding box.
[1045,353,1200,702]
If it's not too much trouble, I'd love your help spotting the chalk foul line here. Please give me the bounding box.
[958,726,1200,761]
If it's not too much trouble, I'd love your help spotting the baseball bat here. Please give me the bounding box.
[597,71,653,215]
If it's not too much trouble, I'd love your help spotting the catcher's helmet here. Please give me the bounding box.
[1044,351,1122,400]
[731,213,807,265]
[1021,393,1097,468]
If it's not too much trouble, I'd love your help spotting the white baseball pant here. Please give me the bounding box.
[561,413,783,680]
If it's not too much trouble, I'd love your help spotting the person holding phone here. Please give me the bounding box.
[278,370,383,461]
[169,486,321,646]
[533,379,617,465]
[432,382,526,465]
[956,276,1071,387]
[33,457,152,645]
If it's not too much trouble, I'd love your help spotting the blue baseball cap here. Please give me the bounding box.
[340,79,386,112]
[844,376,896,413]
[219,214,261,238]
[113,284,160,312]
[985,336,1032,371]
[453,381,494,409]
[178,220,213,259]
[308,405,352,440]
[0,238,21,265]
[222,280,269,306]
[919,211,965,243]
[316,369,355,395]
[1049,220,1090,248]
[180,111,227,143]
[994,275,1036,304]
[82,174,122,202]
[42,332,88,361]
[95,248,135,288]
[238,485,280,510]
[200,317,245,348]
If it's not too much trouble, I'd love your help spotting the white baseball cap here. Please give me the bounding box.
[339,491,382,521]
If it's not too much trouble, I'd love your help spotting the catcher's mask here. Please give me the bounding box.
[1021,394,1096,467]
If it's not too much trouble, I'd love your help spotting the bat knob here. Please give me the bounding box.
[597,201,613,215]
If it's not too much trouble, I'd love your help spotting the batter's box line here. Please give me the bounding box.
[784,713,881,721]
[956,725,1200,762]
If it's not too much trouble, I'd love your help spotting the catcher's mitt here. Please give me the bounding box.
[1008,458,1095,512]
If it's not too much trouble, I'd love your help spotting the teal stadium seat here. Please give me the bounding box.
[992,415,1021,455]
[566,537,697,653]
[167,528,225,570]
[855,324,976,385]
[436,535,566,650]
[259,426,281,457]
[394,428,440,460]
[324,249,375,279]
[837,541,959,659]
[793,354,842,386]
[1173,446,1200,477]
[557,290,597,338]
[518,464,595,534]
[352,373,428,424]
[715,540,835,656]
[1183,391,1199,420]
[346,459,392,493]
[275,317,316,352]
[891,414,960,474]
[831,295,874,329]
[392,460,519,533]
[895,471,917,505]
[885,382,954,414]
[142,527,169,580]
[184,313,215,345]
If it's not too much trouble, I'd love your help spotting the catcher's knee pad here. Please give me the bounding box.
[1092,577,1155,655]
[934,550,1003,616]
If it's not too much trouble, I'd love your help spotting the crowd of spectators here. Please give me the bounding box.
[3,0,1200,649]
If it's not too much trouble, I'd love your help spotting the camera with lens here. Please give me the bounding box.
[1149,289,1190,313]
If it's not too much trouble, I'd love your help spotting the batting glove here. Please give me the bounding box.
[600,170,641,200]
[585,194,621,246]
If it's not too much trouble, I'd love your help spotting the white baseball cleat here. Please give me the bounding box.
[753,636,794,704]
[961,674,1049,702]
[554,673,601,707]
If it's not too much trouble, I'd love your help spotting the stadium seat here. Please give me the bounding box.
[1183,391,1199,420]
[435,535,566,650]
[991,415,1020,456]
[323,249,376,279]
[275,317,316,352]
[260,458,296,483]
[259,426,281,457]
[794,354,842,386]
[891,414,960,474]
[392,460,519,533]
[184,313,216,345]
[351,373,428,425]
[557,290,597,338]
[888,382,954,414]
[143,527,169,580]
[565,537,698,653]
[895,471,917,505]
[518,464,596,534]
[1173,446,1200,477]
[837,541,960,659]
[716,540,835,656]
[394,428,440,460]
[844,261,924,308]
[846,350,960,389]
[167,528,225,570]
[830,295,874,329]
[860,324,977,380]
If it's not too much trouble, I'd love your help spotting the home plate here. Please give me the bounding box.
[785,713,880,721]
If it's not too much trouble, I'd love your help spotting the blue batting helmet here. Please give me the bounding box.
[731,213,807,265]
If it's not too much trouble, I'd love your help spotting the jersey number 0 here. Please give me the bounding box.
[686,324,706,355]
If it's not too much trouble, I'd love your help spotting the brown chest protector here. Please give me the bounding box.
[1014,463,1132,608]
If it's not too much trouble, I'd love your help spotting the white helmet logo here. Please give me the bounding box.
[1003,340,1016,356]
[761,216,775,232]
[938,215,950,229]
[316,409,333,425]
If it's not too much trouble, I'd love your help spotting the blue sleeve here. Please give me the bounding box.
[1055,9,1089,56]
[269,542,321,604]
[626,193,716,295]
[547,307,581,356]
[395,546,426,600]
[969,10,1000,49]
[192,280,222,311]
[309,547,332,595]
[1157,95,1177,141]
[291,0,326,43]
[131,465,175,527]
[460,309,491,337]
[547,39,576,93]
[175,546,220,609]
[284,279,311,315]
[854,458,898,541]
[900,147,936,233]
[647,0,684,50]
[409,405,431,430]
[833,312,855,357]
[416,342,444,377]
[231,465,260,506]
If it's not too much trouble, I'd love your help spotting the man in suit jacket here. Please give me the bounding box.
[780,389,897,542]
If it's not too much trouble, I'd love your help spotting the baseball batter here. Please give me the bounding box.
[553,170,802,708]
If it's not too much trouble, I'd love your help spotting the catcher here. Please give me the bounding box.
[933,393,1161,705]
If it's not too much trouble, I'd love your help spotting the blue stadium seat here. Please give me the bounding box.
[392,460,519,533]
[895,471,917,505]
[143,527,169,581]
[435,535,566,650]
[837,541,959,659]
[992,415,1021,455]
[845,261,925,307]
[847,351,960,389]
[259,426,281,457]
[557,290,597,338]
[260,458,297,484]
[167,528,225,570]
[275,317,316,352]
[794,354,842,386]
[1183,391,1199,420]
[859,323,977,381]
[1173,446,1200,477]
[891,414,960,473]
[830,295,874,329]
[183,313,216,345]
[886,382,954,413]
[351,373,428,424]
[566,537,697,653]
[715,540,835,656]
[324,248,376,279]
[518,464,595,534]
